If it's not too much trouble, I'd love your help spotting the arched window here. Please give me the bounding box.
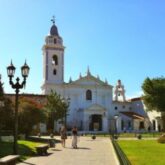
[54,38,57,44]
[86,90,92,100]
[52,55,58,65]
[53,69,57,75]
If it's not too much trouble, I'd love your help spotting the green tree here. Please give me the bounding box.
[0,98,14,130]
[44,90,69,132]
[142,77,165,131]
[0,78,14,130]
[18,98,47,137]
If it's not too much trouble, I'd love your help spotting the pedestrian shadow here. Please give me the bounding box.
[77,147,91,150]
[18,162,36,165]
[67,147,91,150]
[35,153,53,157]
[50,148,62,151]
[86,140,101,141]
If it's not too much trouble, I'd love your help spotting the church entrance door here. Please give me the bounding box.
[89,114,102,131]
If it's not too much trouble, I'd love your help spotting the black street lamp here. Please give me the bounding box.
[7,60,30,154]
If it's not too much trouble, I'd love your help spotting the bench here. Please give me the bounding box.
[0,155,20,165]
[35,144,49,156]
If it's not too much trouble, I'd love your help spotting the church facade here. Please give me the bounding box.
[40,20,162,133]
[4,20,162,133]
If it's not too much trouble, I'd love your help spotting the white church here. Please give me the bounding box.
[5,19,163,133]
[39,19,163,133]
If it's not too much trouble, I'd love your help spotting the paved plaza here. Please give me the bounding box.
[18,136,119,165]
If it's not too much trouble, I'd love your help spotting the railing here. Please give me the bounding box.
[110,136,131,165]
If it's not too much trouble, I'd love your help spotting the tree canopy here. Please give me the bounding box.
[0,97,14,130]
[18,97,47,136]
[0,78,14,130]
[44,90,69,132]
[142,77,165,112]
[142,77,165,131]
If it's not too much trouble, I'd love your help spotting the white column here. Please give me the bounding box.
[102,116,108,132]
[117,116,122,133]
[155,119,158,131]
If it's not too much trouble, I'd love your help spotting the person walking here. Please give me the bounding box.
[60,125,67,148]
[72,126,78,149]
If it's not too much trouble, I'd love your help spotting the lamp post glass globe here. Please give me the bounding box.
[21,61,30,77]
[7,61,16,77]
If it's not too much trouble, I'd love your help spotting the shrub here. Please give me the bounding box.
[157,134,165,143]
[137,134,142,139]
[92,135,96,140]
[114,135,118,139]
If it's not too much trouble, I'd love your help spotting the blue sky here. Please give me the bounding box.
[0,0,165,98]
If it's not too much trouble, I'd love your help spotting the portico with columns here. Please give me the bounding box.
[83,104,108,132]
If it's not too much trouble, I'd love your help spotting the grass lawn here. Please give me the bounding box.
[0,140,44,161]
[118,140,165,165]
[118,132,162,138]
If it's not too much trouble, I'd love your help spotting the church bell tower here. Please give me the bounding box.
[114,80,126,102]
[42,17,65,94]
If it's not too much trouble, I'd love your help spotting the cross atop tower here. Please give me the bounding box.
[51,16,55,25]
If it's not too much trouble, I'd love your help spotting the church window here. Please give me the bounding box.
[52,55,58,65]
[54,38,57,44]
[114,106,118,110]
[86,90,92,100]
[53,69,57,75]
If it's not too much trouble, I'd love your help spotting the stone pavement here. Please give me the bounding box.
[18,136,119,165]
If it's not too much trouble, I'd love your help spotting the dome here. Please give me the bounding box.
[50,24,59,36]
